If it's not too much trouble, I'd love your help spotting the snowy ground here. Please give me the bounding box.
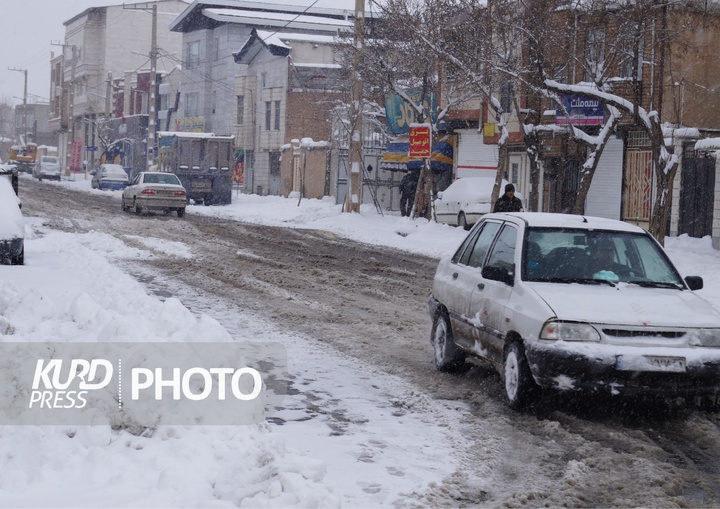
[2,174,720,507]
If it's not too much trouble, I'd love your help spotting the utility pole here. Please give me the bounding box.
[148,3,157,169]
[50,41,77,175]
[8,68,28,143]
[69,45,77,174]
[124,2,158,169]
[106,72,113,119]
[345,0,365,213]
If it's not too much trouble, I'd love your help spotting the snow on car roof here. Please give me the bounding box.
[489,212,646,233]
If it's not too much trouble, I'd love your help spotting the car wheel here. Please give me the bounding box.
[204,195,213,206]
[177,208,185,218]
[458,212,469,230]
[134,199,142,215]
[121,197,129,212]
[38,176,43,182]
[431,311,466,372]
[503,342,540,410]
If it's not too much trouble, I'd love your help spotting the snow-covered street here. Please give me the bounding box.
[2,175,720,507]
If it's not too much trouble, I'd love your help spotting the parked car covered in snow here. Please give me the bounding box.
[122,172,187,217]
[434,177,522,229]
[91,164,130,190]
[428,212,720,409]
[0,169,24,265]
[33,155,62,181]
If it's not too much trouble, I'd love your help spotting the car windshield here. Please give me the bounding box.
[523,228,684,286]
[143,173,180,185]
[43,157,58,164]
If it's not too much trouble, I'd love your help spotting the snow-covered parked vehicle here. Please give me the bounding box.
[0,167,24,265]
[33,155,62,181]
[434,177,522,230]
[428,212,720,409]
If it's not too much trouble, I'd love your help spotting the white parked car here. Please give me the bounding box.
[434,177,522,229]
[33,155,62,181]
[122,172,187,217]
[428,212,720,410]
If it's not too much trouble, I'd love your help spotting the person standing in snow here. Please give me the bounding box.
[494,183,524,213]
[399,171,418,217]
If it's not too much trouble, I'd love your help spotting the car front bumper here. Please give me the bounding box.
[525,341,720,397]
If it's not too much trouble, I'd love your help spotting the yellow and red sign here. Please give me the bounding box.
[409,124,432,158]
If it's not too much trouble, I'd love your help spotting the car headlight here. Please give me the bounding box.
[689,329,720,347]
[540,320,600,342]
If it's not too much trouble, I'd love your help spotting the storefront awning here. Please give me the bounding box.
[379,134,455,173]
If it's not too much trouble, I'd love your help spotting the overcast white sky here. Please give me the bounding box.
[0,1,107,104]
[0,0,359,106]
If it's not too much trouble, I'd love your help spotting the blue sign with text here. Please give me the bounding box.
[555,95,604,126]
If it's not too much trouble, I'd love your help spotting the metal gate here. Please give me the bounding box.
[622,150,653,224]
[679,149,715,238]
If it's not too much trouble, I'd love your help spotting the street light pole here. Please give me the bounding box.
[8,68,28,143]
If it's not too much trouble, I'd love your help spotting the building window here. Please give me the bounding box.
[186,41,200,69]
[265,101,271,130]
[212,90,217,114]
[261,72,268,88]
[236,95,244,124]
[585,27,606,79]
[619,20,642,79]
[500,81,513,113]
[274,100,281,130]
[185,93,199,117]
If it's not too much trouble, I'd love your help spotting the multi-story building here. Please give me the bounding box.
[48,0,186,173]
[514,3,720,237]
[168,0,355,195]
[14,103,53,147]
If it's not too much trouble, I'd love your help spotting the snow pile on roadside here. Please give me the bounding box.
[0,230,340,508]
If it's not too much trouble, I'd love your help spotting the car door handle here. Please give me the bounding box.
[477,283,485,290]
[452,272,458,279]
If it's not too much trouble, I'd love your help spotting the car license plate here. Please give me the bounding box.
[616,355,686,373]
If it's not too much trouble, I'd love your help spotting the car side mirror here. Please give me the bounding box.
[482,264,515,286]
[685,276,703,291]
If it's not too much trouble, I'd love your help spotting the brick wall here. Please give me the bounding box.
[286,90,340,142]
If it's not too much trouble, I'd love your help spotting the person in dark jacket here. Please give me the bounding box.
[399,171,418,217]
[494,183,524,213]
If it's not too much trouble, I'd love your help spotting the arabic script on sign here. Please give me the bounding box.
[409,124,432,158]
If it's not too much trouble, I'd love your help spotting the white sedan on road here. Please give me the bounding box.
[121,172,187,217]
[428,212,720,410]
